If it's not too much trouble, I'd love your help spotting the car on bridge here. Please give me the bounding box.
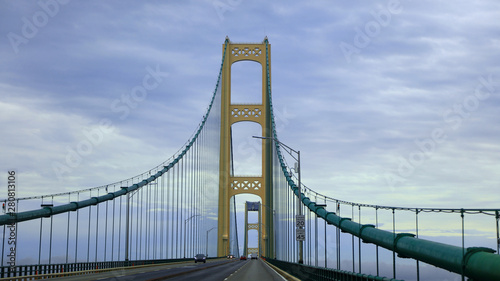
[240,255,247,260]
[194,254,206,263]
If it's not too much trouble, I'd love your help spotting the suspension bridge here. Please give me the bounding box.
[1,37,499,281]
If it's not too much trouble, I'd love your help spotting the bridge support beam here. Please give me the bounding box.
[217,37,273,258]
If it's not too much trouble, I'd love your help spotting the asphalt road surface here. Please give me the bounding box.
[51,258,286,281]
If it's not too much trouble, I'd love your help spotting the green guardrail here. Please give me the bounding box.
[266,258,403,281]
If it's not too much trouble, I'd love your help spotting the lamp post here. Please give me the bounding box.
[253,136,304,264]
[124,189,144,262]
[124,190,139,262]
[184,214,201,258]
[206,227,217,257]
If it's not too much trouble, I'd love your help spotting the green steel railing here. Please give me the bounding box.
[266,258,403,281]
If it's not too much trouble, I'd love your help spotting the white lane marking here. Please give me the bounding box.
[225,260,250,280]
[262,260,287,281]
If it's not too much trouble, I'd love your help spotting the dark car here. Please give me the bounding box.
[194,254,206,263]
[240,255,247,260]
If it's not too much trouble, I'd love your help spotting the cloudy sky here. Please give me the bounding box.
[1,0,499,220]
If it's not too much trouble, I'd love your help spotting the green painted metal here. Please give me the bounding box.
[267,258,403,281]
[287,175,500,280]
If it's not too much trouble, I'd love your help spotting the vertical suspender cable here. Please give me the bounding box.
[161,174,165,259]
[286,180,289,261]
[160,173,164,259]
[496,210,499,256]
[132,182,136,261]
[336,201,340,270]
[66,194,70,263]
[164,170,168,259]
[140,181,144,260]
[95,189,99,262]
[146,178,154,260]
[178,159,182,258]
[392,208,396,279]
[416,209,420,281]
[352,204,355,272]
[292,181,295,262]
[324,197,327,268]
[461,209,465,281]
[314,195,318,267]
[112,190,116,262]
[140,178,144,260]
[136,179,139,260]
[190,149,194,258]
[134,189,138,260]
[358,205,361,273]
[192,150,196,257]
[183,157,187,258]
[120,191,124,261]
[186,152,190,258]
[87,192,92,263]
[105,188,109,262]
[171,166,174,258]
[307,201,310,264]
[170,161,178,258]
[75,192,80,263]
[167,168,171,259]
[1,224,5,269]
[154,176,158,259]
[194,144,198,257]
[146,181,149,260]
[155,177,159,259]
[119,184,123,261]
[38,217,43,265]
[150,179,153,259]
[375,206,379,276]
[49,197,53,264]
[172,162,175,258]
[181,157,186,258]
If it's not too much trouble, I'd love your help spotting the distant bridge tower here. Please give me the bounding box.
[218,37,274,257]
[243,201,261,257]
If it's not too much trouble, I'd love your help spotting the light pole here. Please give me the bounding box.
[184,214,201,258]
[253,136,304,264]
[122,187,139,262]
[206,227,217,257]
[125,190,139,262]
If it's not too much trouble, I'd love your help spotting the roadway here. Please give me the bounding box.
[51,258,289,281]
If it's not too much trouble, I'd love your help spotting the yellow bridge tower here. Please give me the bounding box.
[217,37,274,258]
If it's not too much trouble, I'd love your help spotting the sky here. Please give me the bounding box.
[1,0,500,276]
[2,0,499,206]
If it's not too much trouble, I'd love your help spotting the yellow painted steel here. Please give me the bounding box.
[243,201,262,257]
[217,38,272,257]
